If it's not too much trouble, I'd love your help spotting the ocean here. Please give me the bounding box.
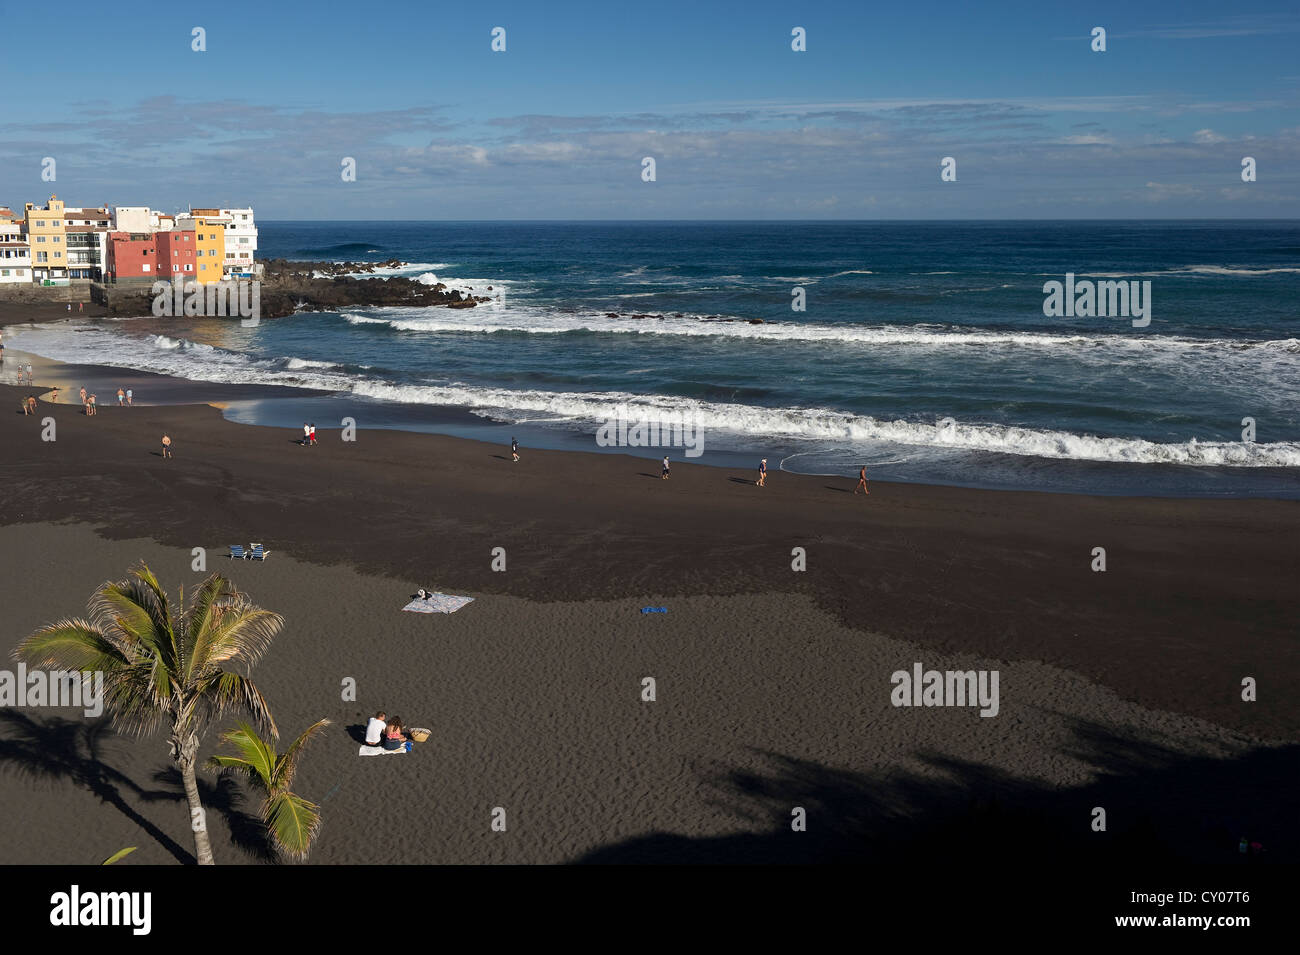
[9,220,1300,496]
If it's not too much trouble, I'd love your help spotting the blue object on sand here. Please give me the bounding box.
[641,607,667,614]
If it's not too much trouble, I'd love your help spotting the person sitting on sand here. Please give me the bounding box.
[383,717,408,751]
[161,434,173,459]
[365,711,388,747]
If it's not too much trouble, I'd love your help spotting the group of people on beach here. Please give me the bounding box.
[654,452,868,496]
[301,423,318,446]
[365,710,411,752]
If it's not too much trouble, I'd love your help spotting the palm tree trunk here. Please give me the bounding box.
[174,733,215,865]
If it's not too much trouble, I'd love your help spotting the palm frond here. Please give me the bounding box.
[195,608,284,673]
[193,670,278,739]
[207,722,277,785]
[13,619,129,673]
[180,575,234,683]
[102,846,137,865]
[265,791,322,860]
[273,719,331,791]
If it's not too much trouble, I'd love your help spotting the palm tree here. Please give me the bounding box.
[14,563,281,865]
[208,720,331,860]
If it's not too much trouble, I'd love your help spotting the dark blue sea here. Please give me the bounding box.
[11,220,1300,496]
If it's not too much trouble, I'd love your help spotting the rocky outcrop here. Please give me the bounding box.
[99,260,494,318]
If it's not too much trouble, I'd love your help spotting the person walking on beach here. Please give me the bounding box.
[50,386,58,402]
[79,386,86,408]
[78,302,83,312]
[126,388,133,407]
[511,437,519,463]
[302,422,310,446]
[161,434,173,459]
[309,423,317,446]
[661,455,670,480]
[116,387,125,407]
[23,395,34,415]
[756,458,767,487]
[87,394,97,416]
[854,465,869,496]
[25,363,33,384]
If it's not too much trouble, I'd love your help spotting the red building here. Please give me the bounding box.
[107,232,158,281]
[154,230,197,280]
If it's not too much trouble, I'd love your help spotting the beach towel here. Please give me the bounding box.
[402,593,475,614]
[641,607,668,614]
[358,744,407,757]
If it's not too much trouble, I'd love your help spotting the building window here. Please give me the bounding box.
[36,236,46,243]
[142,264,150,272]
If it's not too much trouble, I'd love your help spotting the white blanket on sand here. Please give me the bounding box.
[358,744,406,756]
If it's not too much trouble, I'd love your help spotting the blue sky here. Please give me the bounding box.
[1,0,1297,218]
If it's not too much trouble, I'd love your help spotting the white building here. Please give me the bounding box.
[112,206,153,233]
[220,207,257,277]
[64,207,112,280]
[0,212,31,283]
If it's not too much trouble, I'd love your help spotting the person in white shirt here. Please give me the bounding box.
[302,423,311,446]
[365,711,388,747]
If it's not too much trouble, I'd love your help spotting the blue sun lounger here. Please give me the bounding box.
[248,543,269,561]
[229,545,246,560]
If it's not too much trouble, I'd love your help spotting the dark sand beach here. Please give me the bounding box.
[0,358,1296,865]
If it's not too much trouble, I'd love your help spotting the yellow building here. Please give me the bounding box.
[179,210,227,284]
[24,195,67,283]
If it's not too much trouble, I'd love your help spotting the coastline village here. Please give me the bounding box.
[0,196,259,287]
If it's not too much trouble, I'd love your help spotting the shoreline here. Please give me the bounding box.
[0,361,1296,741]
[5,322,1298,500]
